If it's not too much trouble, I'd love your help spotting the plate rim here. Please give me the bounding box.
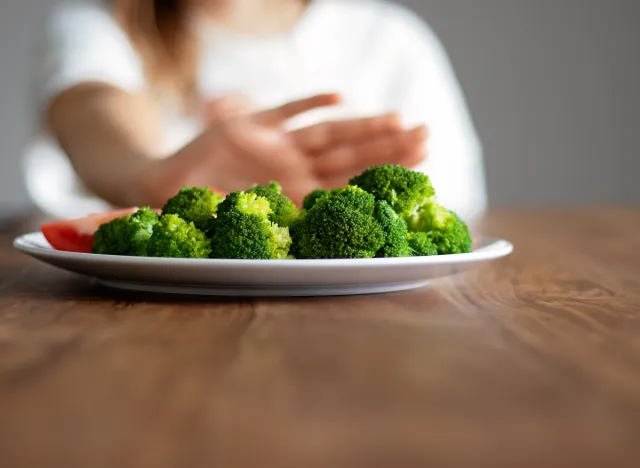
[13,231,513,267]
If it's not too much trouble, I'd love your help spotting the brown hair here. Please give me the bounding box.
[112,0,200,106]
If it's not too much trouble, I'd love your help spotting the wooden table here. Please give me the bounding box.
[1,209,639,468]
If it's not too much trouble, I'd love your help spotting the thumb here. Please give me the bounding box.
[204,94,255,123]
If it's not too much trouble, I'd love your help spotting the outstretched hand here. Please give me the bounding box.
[150,94,427,206]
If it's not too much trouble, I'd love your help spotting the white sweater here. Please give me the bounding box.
[23,0,487,220]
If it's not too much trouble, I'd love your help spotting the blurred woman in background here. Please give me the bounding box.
[24,0,486,220]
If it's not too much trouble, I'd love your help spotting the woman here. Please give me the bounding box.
[24,0,487,220]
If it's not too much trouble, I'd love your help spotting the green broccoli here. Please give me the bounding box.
[407,201,472,255]
[292,186,386,259]
[288,209,307,259]
[162,187,223,230]
[209,191,292,259]
[147,214,211,258]
[92,216,132,256]
[247,181,298,227]
[407,232,438,256]
[302,189,331,211]
[373,200,411,258]
[127,207,160,256]
[349,164,435,217]
[92,207,159,256]
[90,166,471,260]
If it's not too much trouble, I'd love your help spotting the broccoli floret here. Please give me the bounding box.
[302,189,331,211]
[128,207,160,256]
[349,164,435,217]
[92,207,159,256]
[247,181,298,227]
[215,190,271,217]
[210,191,292,259]
[147,214,211,258]
[292,186,386,259]
[407,232,438,256]
[162,187,223,230]
[407,201,472,255]
[373,200,411,258]
[288,209,307,259]
[92,216,133,255]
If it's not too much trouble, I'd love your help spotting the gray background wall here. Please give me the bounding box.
[0,0,639,212]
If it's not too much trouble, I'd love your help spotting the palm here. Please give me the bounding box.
[198,94,428,204]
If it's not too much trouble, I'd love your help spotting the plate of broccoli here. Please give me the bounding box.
[14,165,513,297]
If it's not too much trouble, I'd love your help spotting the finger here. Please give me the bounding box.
[398,144,428,169]
[312,125,428,178]
[205,94,254,123]
[291,114,402,152]
[257,94,341,124]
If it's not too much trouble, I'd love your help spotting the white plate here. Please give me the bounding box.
[13,232,513,297]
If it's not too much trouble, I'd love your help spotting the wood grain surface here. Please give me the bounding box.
[1,209,639,468]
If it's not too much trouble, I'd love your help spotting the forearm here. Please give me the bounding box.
[47,84,164,208]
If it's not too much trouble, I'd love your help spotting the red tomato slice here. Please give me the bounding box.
[41,208,140,253]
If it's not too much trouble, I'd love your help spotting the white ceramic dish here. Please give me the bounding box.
[14,232,513,297]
